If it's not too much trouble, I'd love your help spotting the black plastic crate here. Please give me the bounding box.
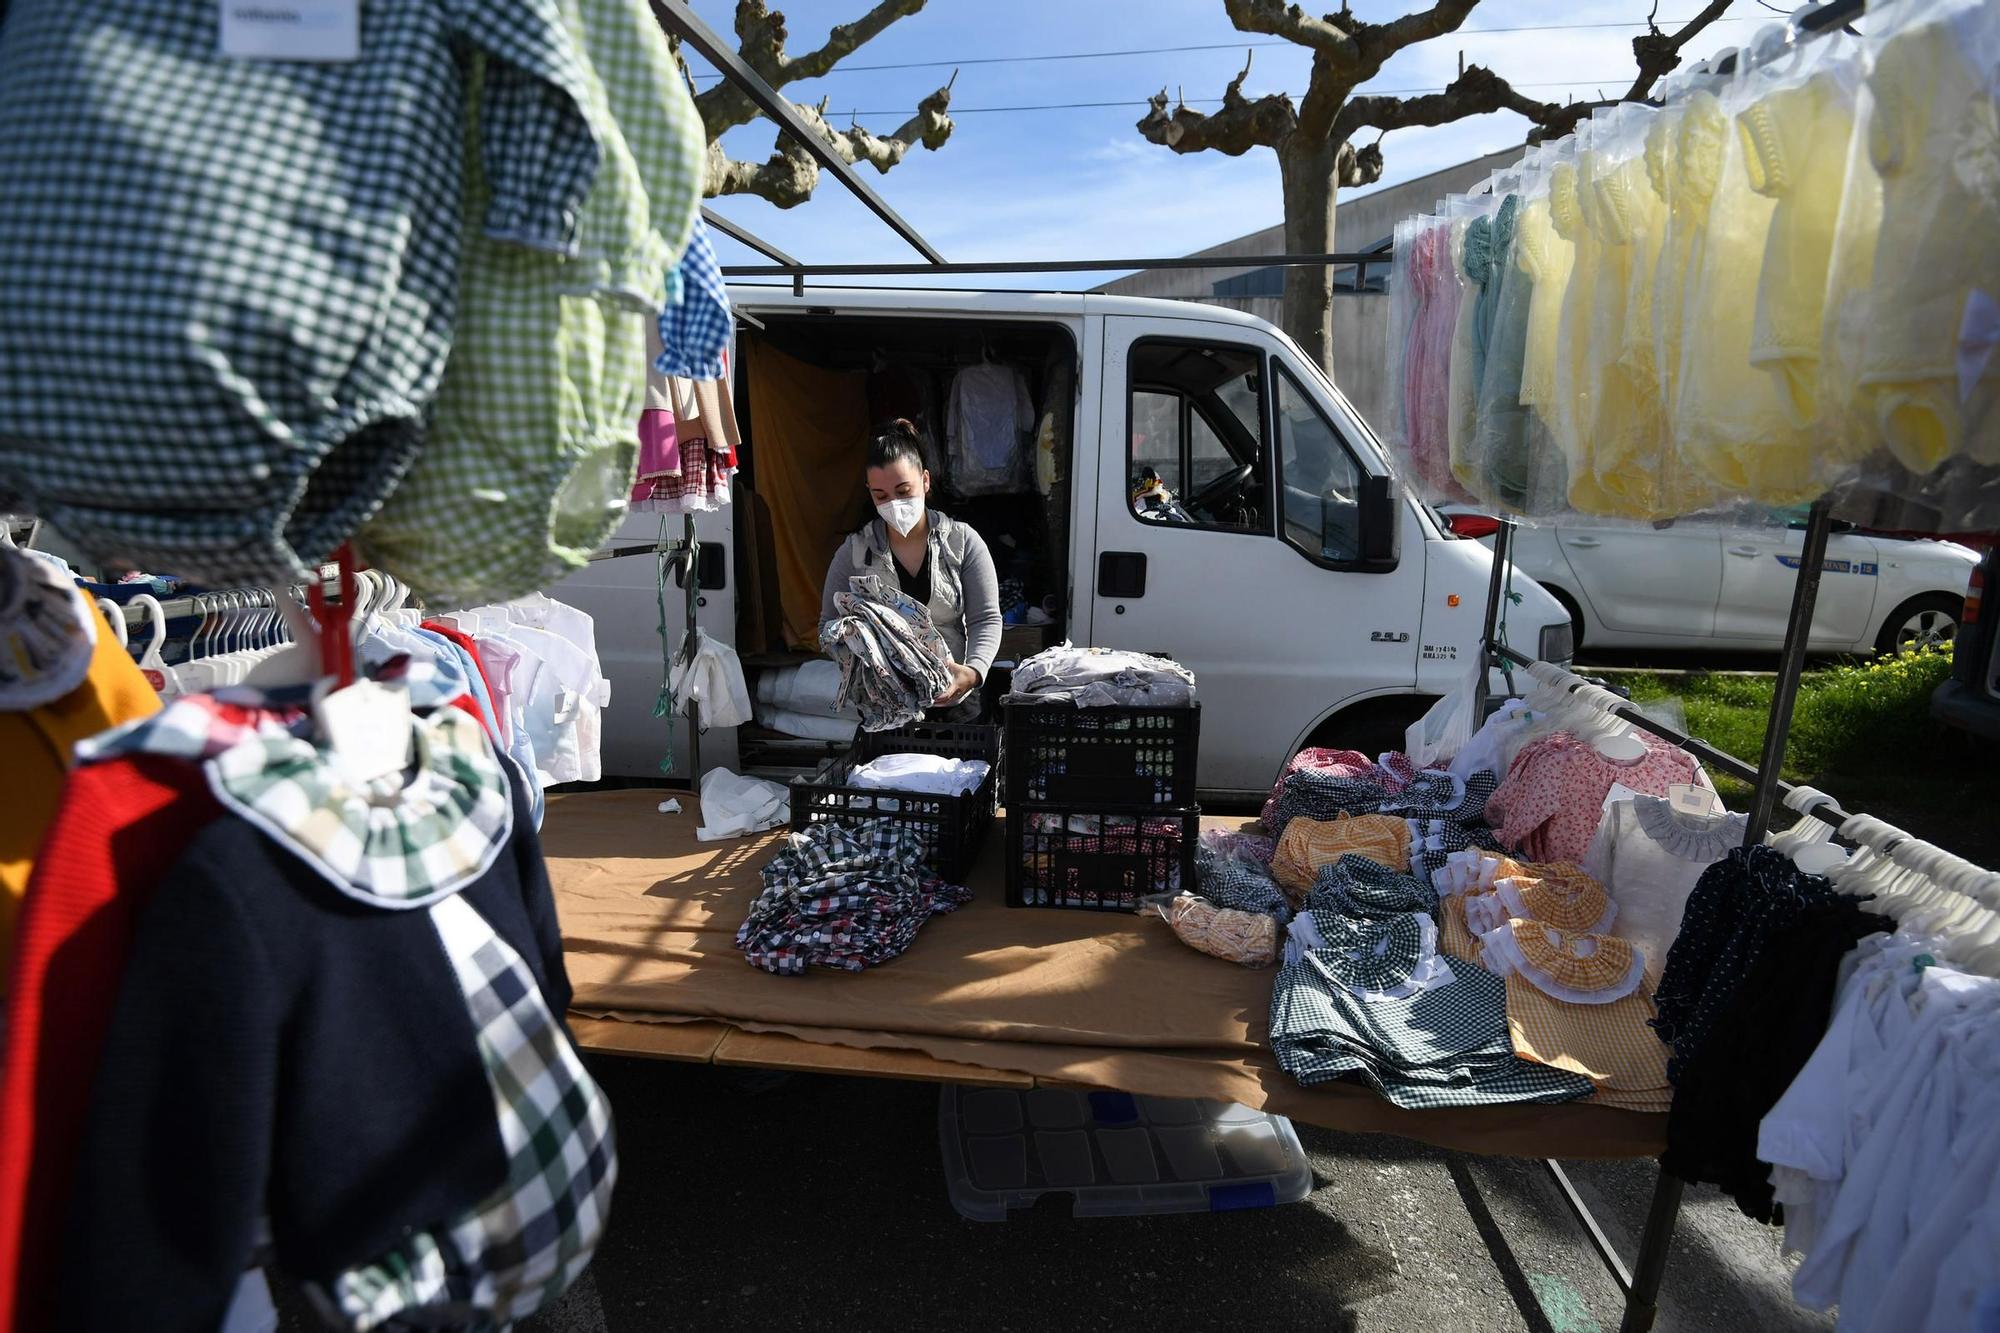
[1006,804,1200,911]
[789,722,1000,883]
[1003,700,1201,808]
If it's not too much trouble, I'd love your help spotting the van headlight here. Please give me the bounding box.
[1538,621,1575,666]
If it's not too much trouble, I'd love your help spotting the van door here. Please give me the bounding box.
[551,506,738,778]
[1086,317,1416,795]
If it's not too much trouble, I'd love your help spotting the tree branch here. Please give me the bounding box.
[1526,0,1735,140]
[1222,0,1360,63]
[689,0,932,140]
[1337,139,1384,188]
[1295,0,1488,146]
[1333,62,1561,142]
[1136,49,1298,156]
[706,76,956,204]
[1368,0,1483,55]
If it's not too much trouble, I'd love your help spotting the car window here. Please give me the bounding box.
[1131,389,1183,496]
[1126,340,1271,534]
[1273,366,1363,563]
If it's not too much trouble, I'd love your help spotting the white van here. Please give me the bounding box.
[555,287,1572,801]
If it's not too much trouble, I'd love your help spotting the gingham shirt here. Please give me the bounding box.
[0,0,601,585]
[357,0,706,608]
[1269,945,1595,1110]
[739,820,972,975]
[655,219,734,381]
[324,893,616,1327]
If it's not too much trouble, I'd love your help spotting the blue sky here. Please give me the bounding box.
[689,0,1786,287]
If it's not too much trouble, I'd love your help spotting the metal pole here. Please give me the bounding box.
[722,250,1390,280]
[683,514,703,782]
[1742,497,1835,845]
[701,207,798,266]
[1478,518,1515,717]
[1619,1170,1686,1333]
[655,0,945,265]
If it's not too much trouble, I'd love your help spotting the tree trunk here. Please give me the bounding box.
[1277,135,1339,371]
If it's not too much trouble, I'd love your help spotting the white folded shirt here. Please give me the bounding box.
[848,752,990,797]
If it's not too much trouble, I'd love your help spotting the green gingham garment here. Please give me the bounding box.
[1305,853,1439,920]
[321,893,616,1328]
[0,0,600,585]
[205,707,515,910]
[1269,946,1595,1110]
[359,0,706,608]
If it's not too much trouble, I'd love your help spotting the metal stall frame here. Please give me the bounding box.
[652,2,1864,1325]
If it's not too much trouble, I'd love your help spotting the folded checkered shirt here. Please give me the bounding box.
[739,819,972,975]
[0,0,600,584]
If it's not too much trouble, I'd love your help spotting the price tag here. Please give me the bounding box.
[219,1,360,62]
[314,677,411,784]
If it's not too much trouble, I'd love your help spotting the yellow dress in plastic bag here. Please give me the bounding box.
[1549,155,1622,513]
[1849,12,2000,470]
[1587,144,1670,518]
[1673,83,1822,505]
[1742,64,1862,431]
[1516,195,1573,421]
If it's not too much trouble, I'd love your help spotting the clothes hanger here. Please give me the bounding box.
[242,588,330,688]
[1769,786,1845,870]
[98,597,128,650]
[129,594,180,695]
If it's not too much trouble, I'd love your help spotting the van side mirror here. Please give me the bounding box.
[1359,474,1399,565]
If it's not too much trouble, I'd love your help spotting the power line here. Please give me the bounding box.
[685,14,1760,79]
[773,78,1643,119]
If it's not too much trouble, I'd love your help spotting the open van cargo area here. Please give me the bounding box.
[728,312,1078,779]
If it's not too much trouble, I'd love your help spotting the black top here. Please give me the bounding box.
[60,776,568,1331]
[895,548,933,607]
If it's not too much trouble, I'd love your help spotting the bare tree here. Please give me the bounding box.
[656,0,957,208]
[1138,0,1733,367]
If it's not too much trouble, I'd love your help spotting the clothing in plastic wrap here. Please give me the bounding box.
[1402,221,1473,502]
[1675,64,1822,503]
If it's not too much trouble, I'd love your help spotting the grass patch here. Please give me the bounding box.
[1614,648,1995,864]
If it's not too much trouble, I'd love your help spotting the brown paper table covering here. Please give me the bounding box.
[545,790,1666,1159]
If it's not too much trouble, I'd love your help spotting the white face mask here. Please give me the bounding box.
[878,496,925,538]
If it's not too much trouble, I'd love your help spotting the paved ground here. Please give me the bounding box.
[473,1058,1832,1333]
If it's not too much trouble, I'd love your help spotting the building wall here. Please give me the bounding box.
[1100,147,1520,436]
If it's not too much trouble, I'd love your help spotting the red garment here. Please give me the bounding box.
[421,621,505,746]
[0,757,223,1333]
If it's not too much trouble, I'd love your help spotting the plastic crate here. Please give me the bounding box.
[788,722,1000,883]
[1003,699,1200,808]
[938,1085,1312,1221]
[1005,804,1199,911]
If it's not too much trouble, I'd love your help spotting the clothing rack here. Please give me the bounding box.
[1466,4,1887,1326]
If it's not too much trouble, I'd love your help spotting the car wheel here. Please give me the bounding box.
[1545,586,1586,653]
[1875,593,1962,656]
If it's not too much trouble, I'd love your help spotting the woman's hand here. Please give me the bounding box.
[935,662,980,707]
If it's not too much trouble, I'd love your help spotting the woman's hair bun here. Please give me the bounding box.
[868,418,928,471]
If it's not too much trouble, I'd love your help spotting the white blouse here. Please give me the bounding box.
[1581,796,1746,978]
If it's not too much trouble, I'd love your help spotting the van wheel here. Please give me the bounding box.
[1545,585,1586,653]
[1875,593,1962,656]
[1307,696,1436,760]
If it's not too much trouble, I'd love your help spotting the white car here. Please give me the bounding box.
[1444,509,1977,656]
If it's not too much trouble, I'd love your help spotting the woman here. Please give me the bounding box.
[820,420,1001,716]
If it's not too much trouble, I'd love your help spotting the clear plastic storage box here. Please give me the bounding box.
[938,1085,1313,1221]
